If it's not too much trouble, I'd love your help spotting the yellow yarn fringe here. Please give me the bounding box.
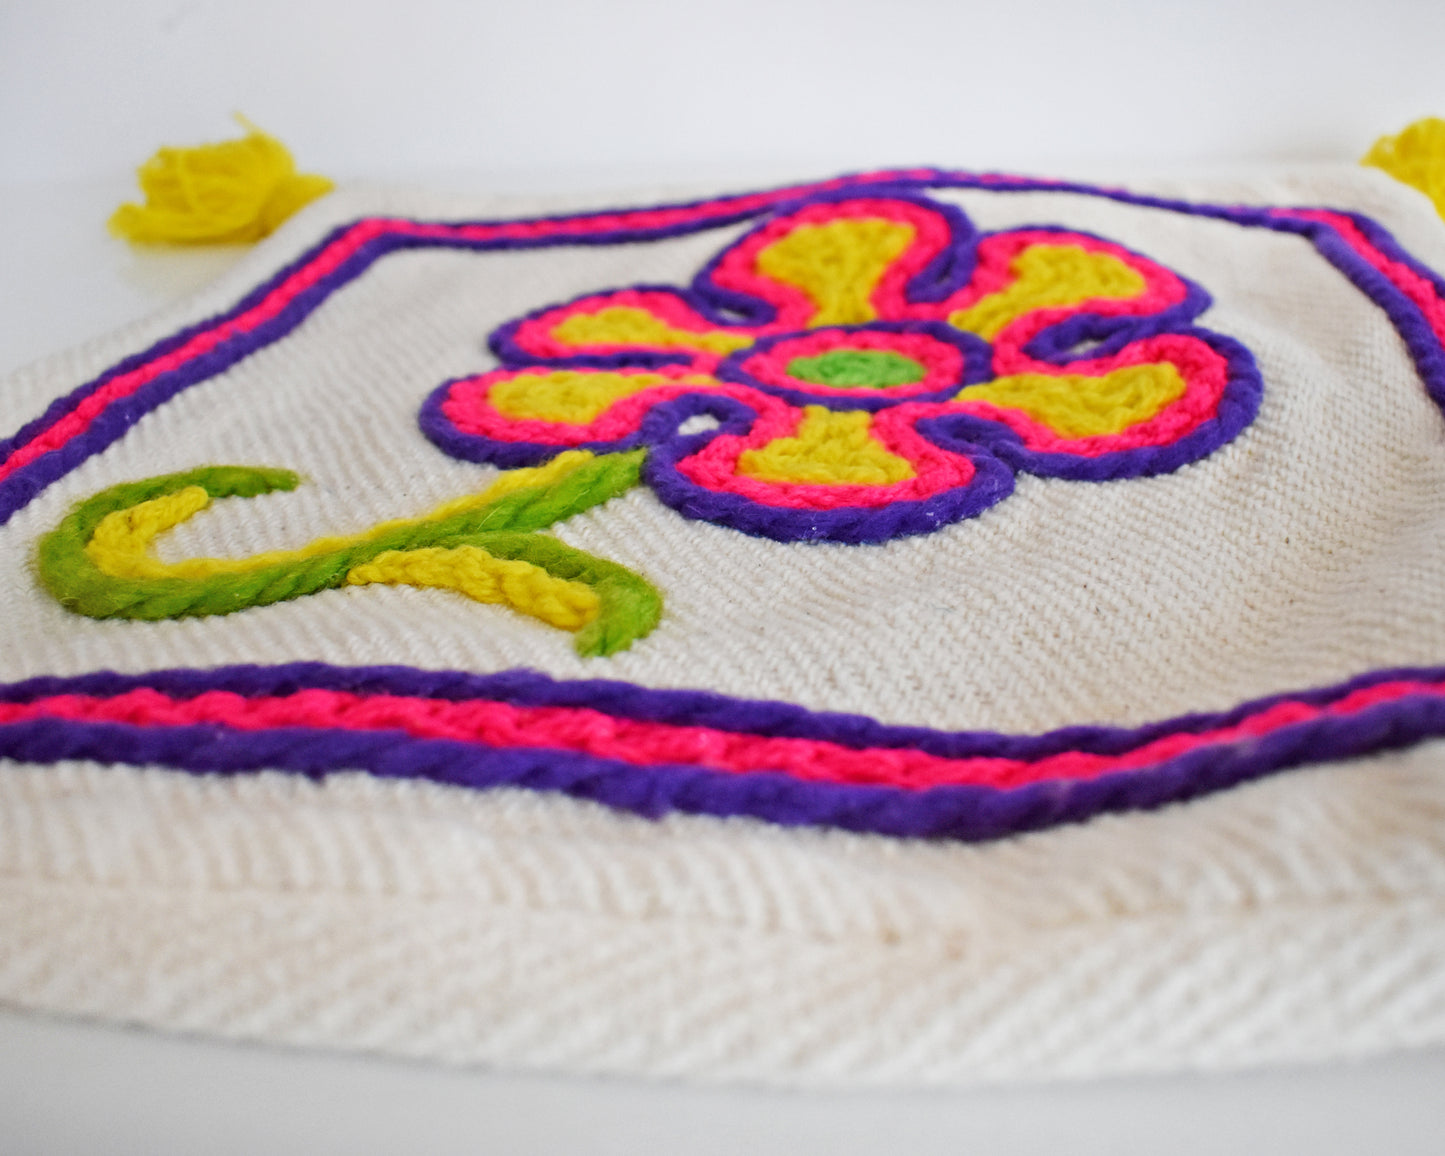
[108,116,333,245]
[1362,117,1445,222]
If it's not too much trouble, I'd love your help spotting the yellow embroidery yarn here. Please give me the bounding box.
[740,407,915,486]
[488,371,699,425]
[45,452,660,656]
[83,485,216,578]
[84,452,601,581]
[346,546,601,630]
[1362,117,1445,221]
[756,219,916,326]
[552,308,753,356]
[427,451,604,511]
[949,245,1146,340]
[957,363,1187,438]
[108,117,333,245]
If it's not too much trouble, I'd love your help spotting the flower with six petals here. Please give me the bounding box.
[421,189,1261,543]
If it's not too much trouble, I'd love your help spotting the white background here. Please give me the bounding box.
[6,0,1445,186]
[3,1,1445,1151]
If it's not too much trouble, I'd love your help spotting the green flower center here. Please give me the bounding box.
[785,349,926,389]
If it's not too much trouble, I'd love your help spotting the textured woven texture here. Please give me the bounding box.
[1,166,1444,1083]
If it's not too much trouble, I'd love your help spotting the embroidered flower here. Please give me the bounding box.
[421,190,1261,542]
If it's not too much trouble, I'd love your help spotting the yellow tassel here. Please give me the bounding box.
[1362,117,1445,222]
[108,116,334,245]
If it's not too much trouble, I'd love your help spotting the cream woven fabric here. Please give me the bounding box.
[1,167,1443,1084]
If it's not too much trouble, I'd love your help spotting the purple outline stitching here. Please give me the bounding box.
[2,661,1443,840]
[424,197,1260,539]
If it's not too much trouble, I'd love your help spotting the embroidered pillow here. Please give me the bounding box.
[2,166,1444,1083]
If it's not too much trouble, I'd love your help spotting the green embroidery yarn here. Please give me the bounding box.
[37,452,660,657]
[785,349,927,389]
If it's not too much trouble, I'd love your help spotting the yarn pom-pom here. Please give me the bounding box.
[108,117,333,244]
[1362,117,1445,221]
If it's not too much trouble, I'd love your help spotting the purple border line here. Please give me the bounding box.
[2,662,1444,840]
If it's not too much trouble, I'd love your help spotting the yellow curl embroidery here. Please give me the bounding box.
[347,546,601,631]
[84,452,599,581]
